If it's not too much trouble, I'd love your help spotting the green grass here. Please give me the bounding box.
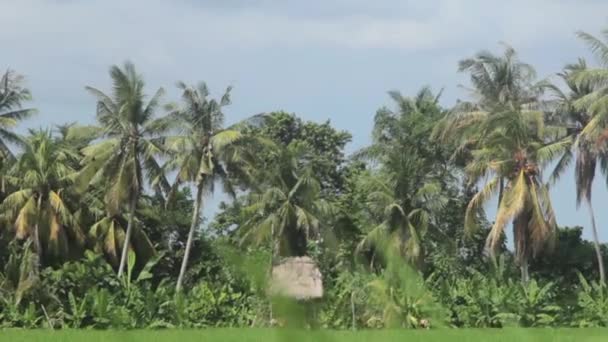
[0,329,608,342]
[0,329,607,342]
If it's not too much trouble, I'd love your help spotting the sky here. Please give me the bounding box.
[2,0,608,241]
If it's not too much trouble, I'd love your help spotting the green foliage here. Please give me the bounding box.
[0,249,257,329]
[4,38,608,331]
[355,87,455,268]
[574,273,608,327]
[244,111,352,194]
[531,227,607,293]
[432,257,516,328]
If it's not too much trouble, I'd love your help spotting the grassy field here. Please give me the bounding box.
[1,329,607,342]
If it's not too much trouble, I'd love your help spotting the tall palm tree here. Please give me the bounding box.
[434,44,542,170]
[457,44,538,110]
[0,130,84,264]
[356,88,449,267]
[0,70,36,155]
[437,46,558,281]
[78,62,169,278]
[545,60,606,283]
[566,28,608,283]
[463,110,559,282]
[163,81,249,292]
[0,70,36,192]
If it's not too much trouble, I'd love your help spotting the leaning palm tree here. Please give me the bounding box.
[0,130,84,264]
[78,62,169,278]
[545,59,606,283]
[163,81,249,292]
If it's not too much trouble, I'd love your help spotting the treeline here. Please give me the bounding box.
[2,27,608,329]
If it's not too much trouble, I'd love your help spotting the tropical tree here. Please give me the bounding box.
[239,142,331,260]
[545,59,606,283]
[78,62,169,278]
[355,88,450,267]
[462,110,559,282]
[434,44,542,173]
[74,187,154,269]
[557,27,608,283]
[457,44,538,110]
[0,130,84,264]
[163,81,249,292]
[0,70,36,191]
[438,46,558,282]
[250,111,352,194]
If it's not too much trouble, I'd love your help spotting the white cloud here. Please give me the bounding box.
[1,0,606,121]
[2,0,607,57]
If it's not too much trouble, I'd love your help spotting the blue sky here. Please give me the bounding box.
[2,0,608,241]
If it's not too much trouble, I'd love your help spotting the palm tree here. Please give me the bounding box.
[0,70,36,192]
[563,28,608,283]
[438,46,558,281]
[78,62,169,278]
[239,142,330,260]
[356,88,449,267]
[434,44,542,172]
[457,44,538,110]
[69,184,152,268]
[163,81,249,292]
[545,60,606,283]
[463,111,559,282]
[0,130,84,264]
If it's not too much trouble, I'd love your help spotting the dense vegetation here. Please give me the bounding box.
[2,28,608,330]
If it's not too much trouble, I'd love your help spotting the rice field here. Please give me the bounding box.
[1,329,607,342]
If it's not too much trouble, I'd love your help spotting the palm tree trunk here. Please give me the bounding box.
[269,221,276,323]
[33,195,43,267]
[351,290,356,331]
[587,201,605,284]
[176,183,204,292]
[514,212,531,283]
[118,194,138,278]
[520,253,530,284]
[498,177,504,208]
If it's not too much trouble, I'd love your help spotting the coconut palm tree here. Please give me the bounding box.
[545,60,606,283]
[457,44,538,110]
[356,88,449,267]
[163,81,251,292]
[0,70,36,194]
[438,46,559,281]
[564,28,608,285]
[78,62,169,278]
[71,185,153,269]
[0,130,84,264]
[434,44,542,171]
[0,70,36,158]
[463,108,560,282]
[239,142,331,260]
[356,173,443,268]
